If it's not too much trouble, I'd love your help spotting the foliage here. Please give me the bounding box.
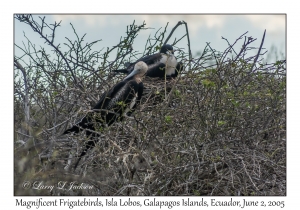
[14,15,286,196]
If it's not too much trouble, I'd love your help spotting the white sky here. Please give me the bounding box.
[14,14,286,64]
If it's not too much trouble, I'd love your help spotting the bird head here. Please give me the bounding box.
[123,61,148,80]
[160,44,174,55]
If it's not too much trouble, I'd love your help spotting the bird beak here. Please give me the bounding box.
[123,69,139,80]
[166,50,175,55]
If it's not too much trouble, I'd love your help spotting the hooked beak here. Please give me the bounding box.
[123,69,139,80]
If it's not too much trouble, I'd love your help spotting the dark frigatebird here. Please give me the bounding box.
[63,61,148,170]
[114,44,182,78]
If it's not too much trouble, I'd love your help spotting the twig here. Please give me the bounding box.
[241,159,260,191]
[220,31,249,65]
[250,29,266,73]
[14,58,30,140]
[164,21,192,71]
[15,15,83,91]
[163,21,184,45]
[182,21,192,70]
[15,131,32,138]
[46,119,70,131]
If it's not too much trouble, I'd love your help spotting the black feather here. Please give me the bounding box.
[63,78,144,170]
[113,44,180,78]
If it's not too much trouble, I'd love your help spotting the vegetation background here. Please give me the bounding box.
[14,15,286,196]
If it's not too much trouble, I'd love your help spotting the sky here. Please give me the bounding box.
[14,14,286,65]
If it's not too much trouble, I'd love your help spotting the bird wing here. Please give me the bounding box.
[62,81,128,134]
[113,53,163,74]
[93,80,128,110]
[137,53,162,65]
[96,80,140,121]
[126,81,143,116]
[94,80,140,113]
[146,63,167,78]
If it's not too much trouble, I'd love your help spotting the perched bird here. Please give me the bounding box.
[114,44,182,78]
[63,61,148,170]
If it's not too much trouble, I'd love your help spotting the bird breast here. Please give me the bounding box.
[134,76,142,84]
[159,54,177,75]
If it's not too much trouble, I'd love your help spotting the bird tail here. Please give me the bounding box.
[113,62,134,74]
[112,69,129,74]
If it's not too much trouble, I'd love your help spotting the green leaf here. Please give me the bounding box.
[165,115,172,124]
[201,79,215,88]
[193,189,201,196]
[53,91,58,97]
[174,89,181,97]
[117,101,126,107]
[155,44,161,51]
[217,121,226,126]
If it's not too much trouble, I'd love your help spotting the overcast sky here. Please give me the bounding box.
[14,14,286,64]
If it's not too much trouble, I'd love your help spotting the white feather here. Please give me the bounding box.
[159,54,178,75]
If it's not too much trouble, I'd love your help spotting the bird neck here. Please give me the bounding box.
[134,75,143,83]
[163,52,174,57]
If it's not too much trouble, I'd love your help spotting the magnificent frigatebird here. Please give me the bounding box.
[114,44,182,78]
[63,61,148,170]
